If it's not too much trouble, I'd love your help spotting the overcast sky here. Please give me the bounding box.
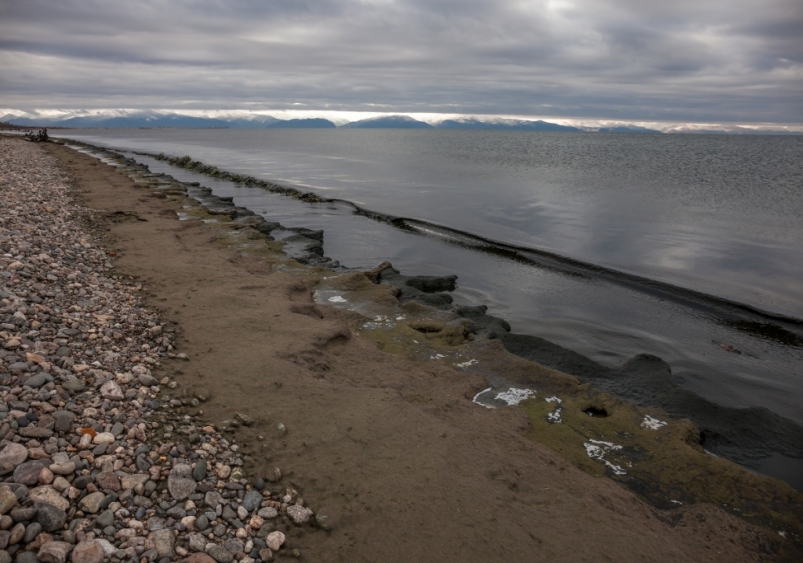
[1,0,802,124]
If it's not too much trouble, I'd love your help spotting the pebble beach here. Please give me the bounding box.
[0,137,311,563]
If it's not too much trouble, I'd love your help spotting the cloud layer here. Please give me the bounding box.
[1,0,801,122]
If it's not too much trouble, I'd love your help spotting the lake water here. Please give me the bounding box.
[55,129,803,488]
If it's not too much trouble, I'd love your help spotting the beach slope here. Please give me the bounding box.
[39,138,784,562]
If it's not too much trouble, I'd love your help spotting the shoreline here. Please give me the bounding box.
[58,138,803,489]
[3,134,800,561]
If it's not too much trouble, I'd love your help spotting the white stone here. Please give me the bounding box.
[100,380,124,401]
[266,531,285,552]
[92,432,115,445]
[0,443,28,466]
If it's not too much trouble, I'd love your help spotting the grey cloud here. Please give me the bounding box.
[0,0,801,122]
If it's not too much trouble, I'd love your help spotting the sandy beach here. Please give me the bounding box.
[1,135,799,562]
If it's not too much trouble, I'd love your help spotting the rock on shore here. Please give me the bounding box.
[0,138,313,562]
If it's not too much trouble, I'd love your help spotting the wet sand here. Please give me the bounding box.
[39,138,795,562]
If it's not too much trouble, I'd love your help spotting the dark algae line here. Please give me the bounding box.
[147,150,803,333]
[59,139,803,557]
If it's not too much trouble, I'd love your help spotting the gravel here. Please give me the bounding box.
[0,138,318,563]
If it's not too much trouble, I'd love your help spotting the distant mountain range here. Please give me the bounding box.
[341,115,433,128]
[0,112,278,129]
[2,111,799,135]
[435,118,580,131]
[598,125,660,134]
[265,118,335,128]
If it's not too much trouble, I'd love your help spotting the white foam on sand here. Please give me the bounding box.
[641,415,667,430]
[456,359,478,368]
[495,388,535,406]
[472,387,535,408]
[545,396,563,423]
[472,387,494,408]
[328,295,347,303]
[583,439,626,475]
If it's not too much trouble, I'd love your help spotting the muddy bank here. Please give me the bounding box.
[38,137,803,561]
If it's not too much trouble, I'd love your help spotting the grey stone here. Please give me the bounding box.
[147,517,165,532]
[192,460,206,482]
[61,379,84,393]
[0,444,27,467]
[23,522,41,543]
[194,514,209,531]
[37,540,73,563]
[137,373,158,386]
[171,464,193,479]
[70,539,104,563]
[72,476,93,490]
[222,538,243,555]
[18,426,53,439]
[13,461,47,486]
[95,510,113,528]
[0,487,16,515]
[188,534,206,552]
[119,474,149,490]
[167,476,196,501]
[15,551,39,563]
[0,549,9,563]
[35,503,67,532]
[110,422,125,437]
[205,545,232,563]
[0,532,7,550]
[241,491,262,513]
[221,506,236,521]
[77,492,104,514]
[51,411,75,433]
[204,491,223,509]
[149,529,175,557]
[10,507,36,522]
[23,373,48,388]
[257,507,277,519]
[136,456,150,472]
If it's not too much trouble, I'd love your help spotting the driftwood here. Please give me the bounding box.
[25,127,49,142]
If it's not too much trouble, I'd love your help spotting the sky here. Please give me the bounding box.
[1,0,802,126]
